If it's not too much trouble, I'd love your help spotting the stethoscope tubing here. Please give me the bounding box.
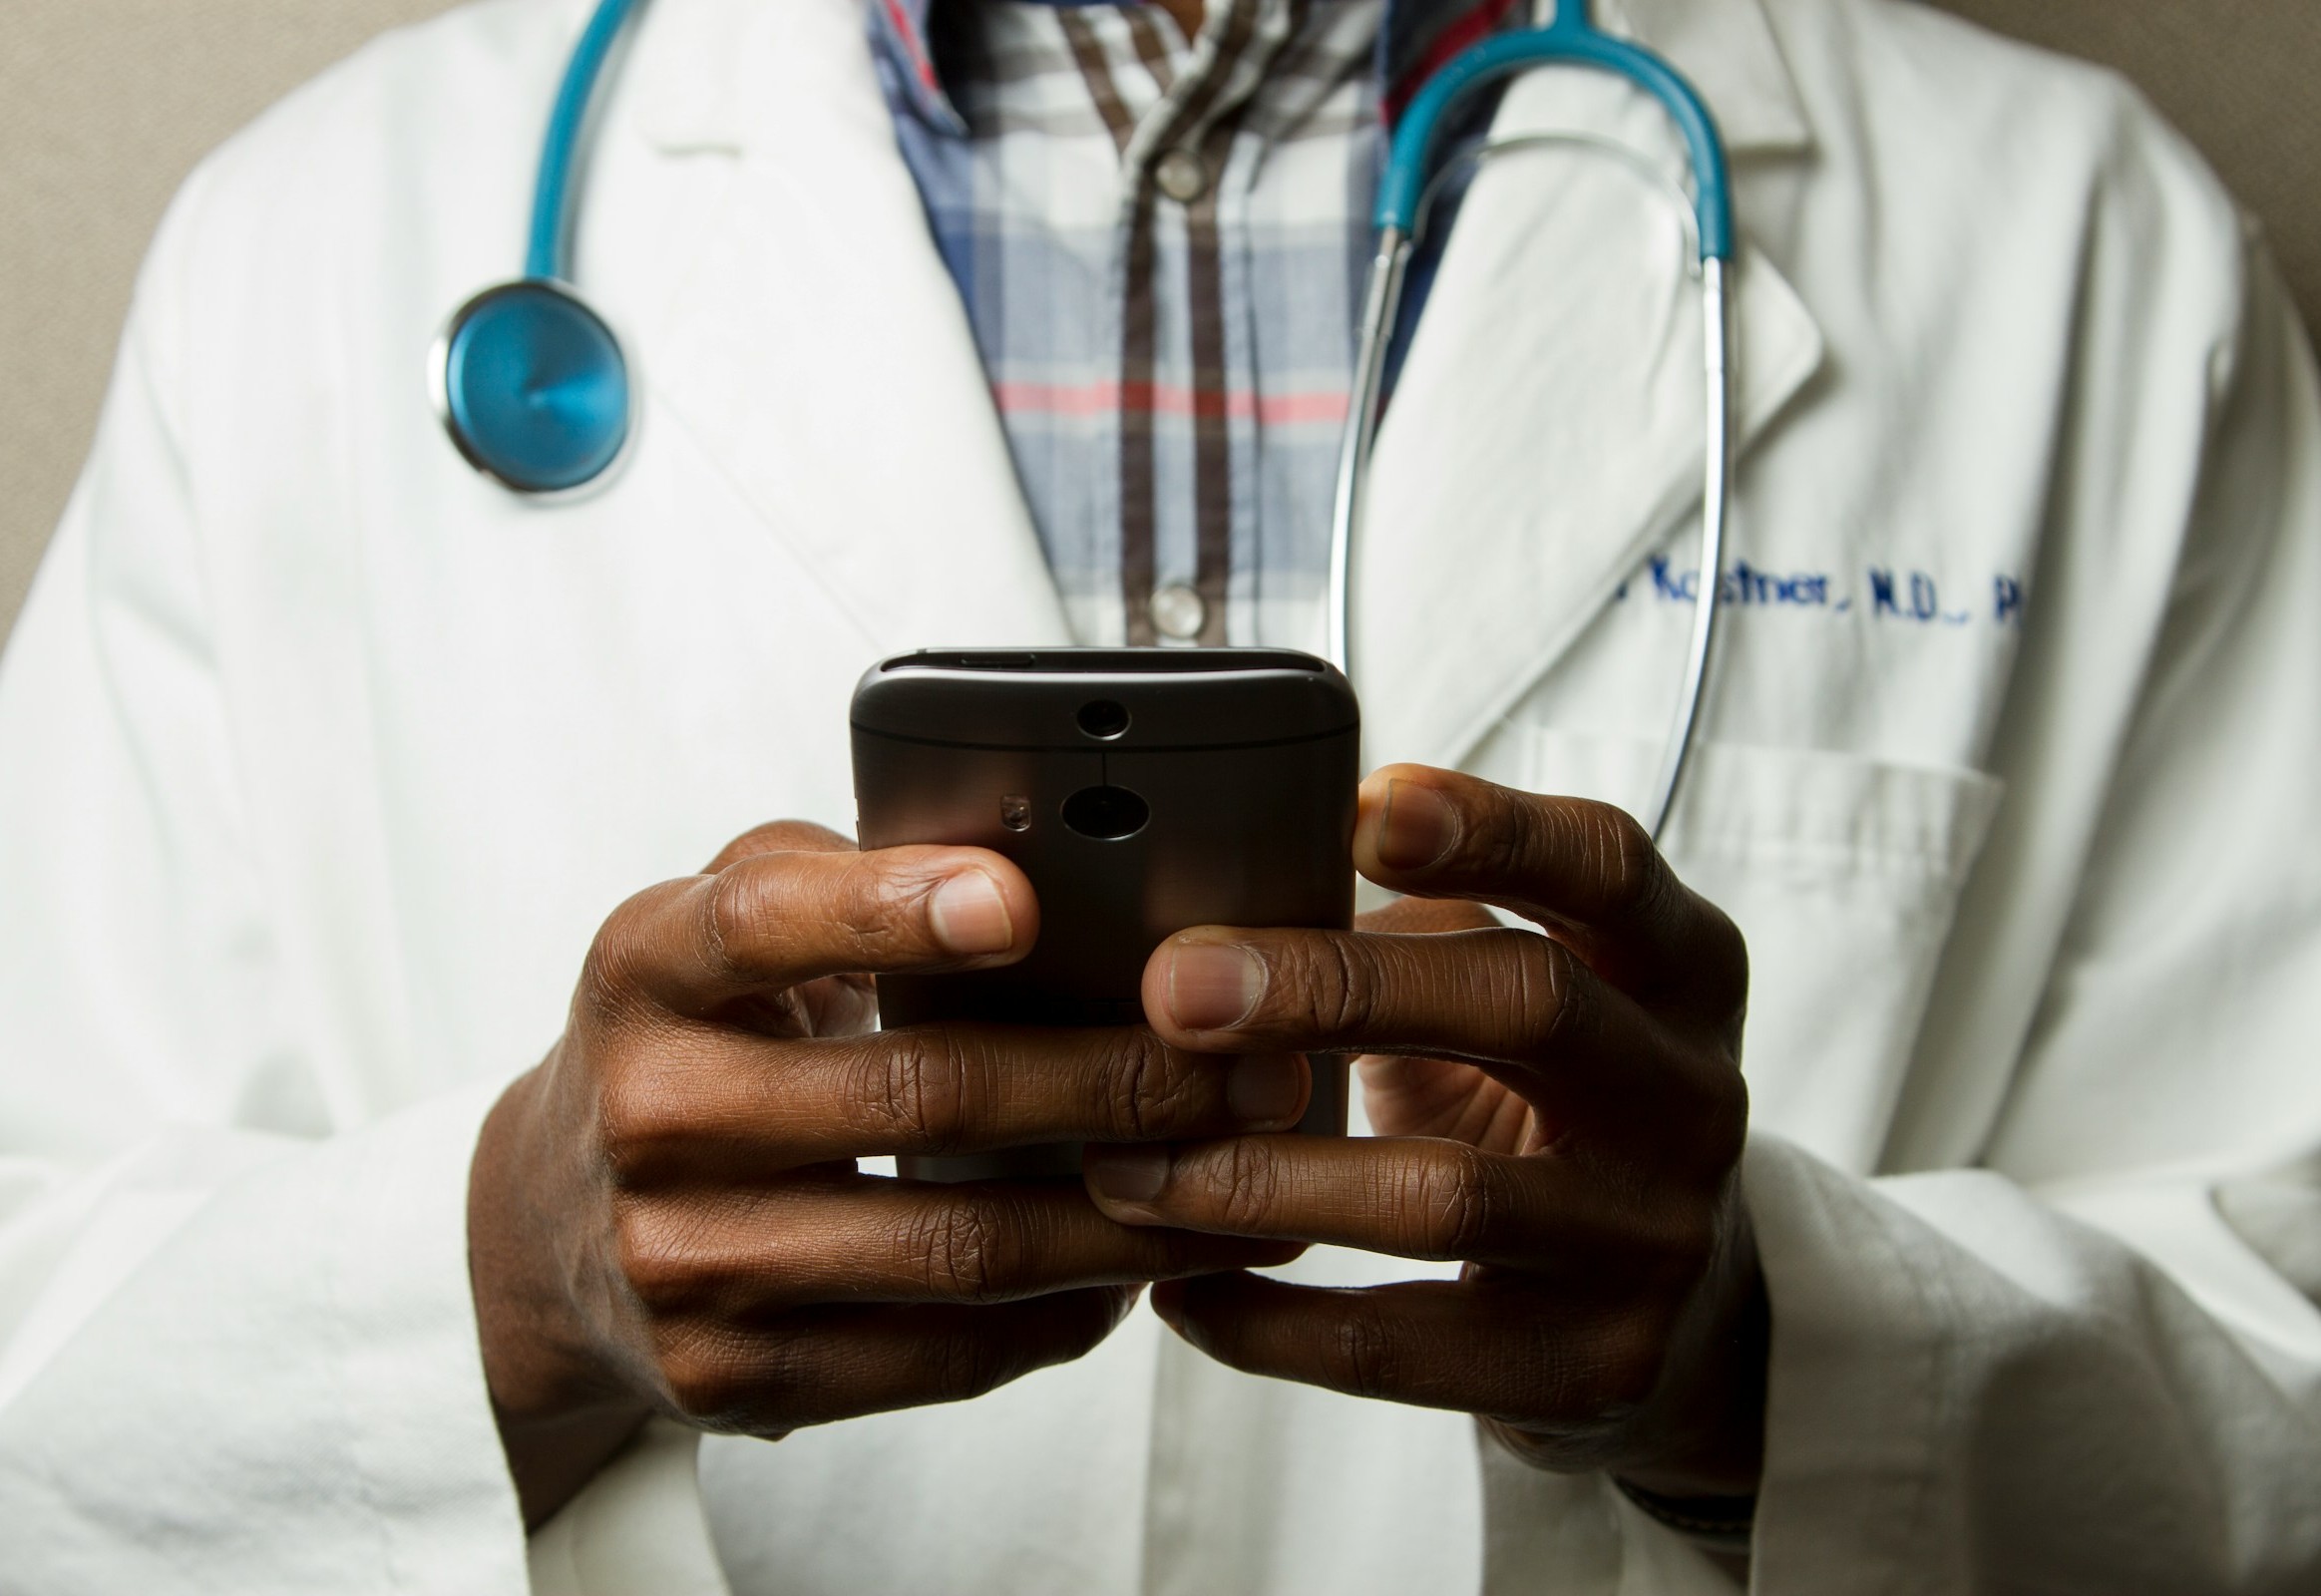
[528,0,646,282]
[1327,239,1732,844]
[447,0,1741,841]
[1328,3,1739,842]
[1652,255,1731,840]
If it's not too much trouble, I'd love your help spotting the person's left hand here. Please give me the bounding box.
[1082,764,1766,1499]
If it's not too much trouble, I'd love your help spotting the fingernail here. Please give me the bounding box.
[1375,779,1457,872]
[1165,942,1267,1031]
[1086,1144,1172,1205]
[1227,1053,1307,1126]
[928,870,1014,956]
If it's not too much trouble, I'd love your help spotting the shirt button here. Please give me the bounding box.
[1152,147,1209,203]
[1148,584,1208,640]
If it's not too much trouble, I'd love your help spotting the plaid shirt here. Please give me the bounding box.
[869,0,1518,648]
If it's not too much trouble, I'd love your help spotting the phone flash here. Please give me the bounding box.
[999,795,1032,832]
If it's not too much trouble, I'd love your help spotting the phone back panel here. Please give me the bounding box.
[851,650,1358,1176]
[852,649,1358,1027]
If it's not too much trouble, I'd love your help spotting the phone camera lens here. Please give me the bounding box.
[1076,699,1131,740]
[998,795,1032,832]
[1061,784,1149,841]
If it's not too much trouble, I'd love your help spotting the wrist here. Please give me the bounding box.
[1618,1215,1770,1500]
[1486,1205,1769,1499]
[1608,1269,1762,1572]
[469,1065,653,1526]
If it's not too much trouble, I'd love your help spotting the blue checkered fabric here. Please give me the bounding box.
[869,0,1519,648]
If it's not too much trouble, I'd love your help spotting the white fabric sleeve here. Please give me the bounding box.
[528,1421,728,1596]
[1741,240,2321,1586]
[0,175,530,1591]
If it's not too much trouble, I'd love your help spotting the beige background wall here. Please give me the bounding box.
[1,0,465,642]
[3,0,2318,645]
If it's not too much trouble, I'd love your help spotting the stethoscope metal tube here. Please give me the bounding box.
[1325,227,1408,686]
[1655,253,1731,839]
[1327,0,1738,842]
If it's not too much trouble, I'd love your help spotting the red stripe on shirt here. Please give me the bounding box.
[879,0,944,93]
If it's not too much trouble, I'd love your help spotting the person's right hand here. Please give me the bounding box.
[467,822,1311,1527]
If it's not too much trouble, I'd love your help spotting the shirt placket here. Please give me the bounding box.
[1070,1,1295,645]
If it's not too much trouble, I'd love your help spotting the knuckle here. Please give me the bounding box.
[595,1062,681,1188]
[1577,802,1664,920]
[613,1203,704,1310]
[1213,1137,1288,1233]
[576,944,632,1028]
[1659,1042,1749,1173]
[1591,1311,1673,1414]
[1698,899,1752,1008]
[1701,1064,1750,1163]
[829,851,906,952]
[653,1321,762,1427]
[1402,1147,1494,1260]
[1314,937,1377,1039]
[871,1032,973,1152]
[1630,1193,1722,1294]
[1113,1032,1195,1139]
[1668,1206,1723,1283]
[1326,1305,1402,1400]
[1470,793,1540,885]
[1506,932,1581,1052]
[927,1326,1014,1403]
[705,861,783,981]
[903,1198,1008,1303]
[578,887,678,1021]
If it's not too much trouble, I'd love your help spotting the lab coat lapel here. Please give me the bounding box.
[1358,0,1823,773]
[628,0,1070,653]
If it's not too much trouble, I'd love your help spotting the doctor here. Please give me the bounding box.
[2,0,2319,1592]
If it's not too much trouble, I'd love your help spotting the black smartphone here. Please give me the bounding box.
[849,647,1360,1182]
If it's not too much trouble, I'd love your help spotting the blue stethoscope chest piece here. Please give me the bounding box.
[441,0,1739,838]
[435,279,629,494]
[430,0,644,497]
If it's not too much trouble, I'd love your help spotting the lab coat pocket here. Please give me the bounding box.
[1510,729,2005,1174]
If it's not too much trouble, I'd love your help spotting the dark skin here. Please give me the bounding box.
[1093,768,1765,1502]
[469,765,1764,1532]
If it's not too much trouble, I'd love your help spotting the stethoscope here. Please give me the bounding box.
[431,0,641,497]
[433,0,1734,838]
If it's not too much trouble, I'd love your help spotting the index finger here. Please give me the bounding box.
[1352,766,1743,1007]
[591,844,1041,1018]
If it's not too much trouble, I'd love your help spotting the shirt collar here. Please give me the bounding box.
[867,0,965,136]
[638,0,1811,160]
[870,0,1514,140]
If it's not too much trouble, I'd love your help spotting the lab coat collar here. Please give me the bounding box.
[632,0,1073,653]
[629,0,1814,161]
[1352,30,1825,771]
[1608,0,1812,156]
[623,0,1825,773]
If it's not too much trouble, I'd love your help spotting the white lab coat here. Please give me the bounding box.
[3,0,2318,1588]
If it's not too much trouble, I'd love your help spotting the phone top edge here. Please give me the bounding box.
[874,646,1338,677]
[848,720,1358,755]
[850,646,1359,750]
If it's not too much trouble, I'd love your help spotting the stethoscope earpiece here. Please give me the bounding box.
[433,278,630,496]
